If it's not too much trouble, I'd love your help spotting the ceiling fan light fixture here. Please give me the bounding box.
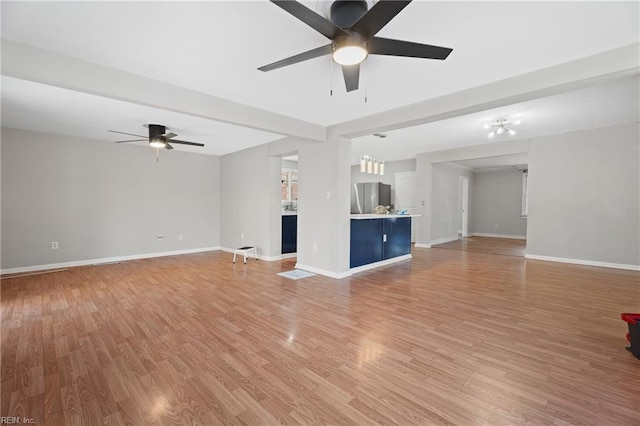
[332,36,368,66]
[149,136,166,148]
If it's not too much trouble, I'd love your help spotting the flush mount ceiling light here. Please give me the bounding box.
[484,118,522,138]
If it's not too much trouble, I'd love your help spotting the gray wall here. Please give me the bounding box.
[351,159,416,206]
[472,170,527,238]
[431,164,474,243]
[1,127,220,270]
[527,123,639,267]
[296,136,352,275]
[220,144,275,257]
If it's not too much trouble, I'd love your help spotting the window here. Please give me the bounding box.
[281,169,298,211]
[521,170,529,218]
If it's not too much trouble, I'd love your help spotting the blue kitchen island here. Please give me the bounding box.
[350,214,415,269]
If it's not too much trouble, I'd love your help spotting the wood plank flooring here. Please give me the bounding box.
[2,248,639,425]
[433,236,527,257]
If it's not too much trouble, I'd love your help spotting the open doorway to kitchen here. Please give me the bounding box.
[281,154,298,257]
[431,154,528,257]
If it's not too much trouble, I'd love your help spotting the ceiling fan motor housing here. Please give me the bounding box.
[148,124,167,138]
[330,0,368,29]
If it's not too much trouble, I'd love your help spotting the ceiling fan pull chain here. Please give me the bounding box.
[330,58,334,97]
[156,148,160,162]
[364,59,368,103]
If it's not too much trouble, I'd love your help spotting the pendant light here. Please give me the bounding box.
[359,133,387,176]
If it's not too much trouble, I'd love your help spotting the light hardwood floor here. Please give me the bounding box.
[2,248,639,425]
[433,236,526,257]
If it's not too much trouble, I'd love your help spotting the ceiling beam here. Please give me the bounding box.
[1,40,326,142]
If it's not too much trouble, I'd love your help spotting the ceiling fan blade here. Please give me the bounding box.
[342,64,360,92]
[349,1,412,39]
[258,44,332,72]
[115,139,146,143]
[270,0,348,39]
[108,130,147,138]
[163,132,178,139]
[368,37,453,60]
[169,140,204,147]
[165,143,174,150]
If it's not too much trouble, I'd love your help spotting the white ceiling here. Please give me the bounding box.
[1,1,639,159]
[351,75,640,164]
[1,76,284,156]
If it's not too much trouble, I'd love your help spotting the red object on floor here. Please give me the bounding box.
[621,313,640,359]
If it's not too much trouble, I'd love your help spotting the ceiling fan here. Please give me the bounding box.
[109,124,205,150]
[258,0,453,92]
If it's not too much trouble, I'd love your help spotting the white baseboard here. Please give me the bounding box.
[0,247,221,275]
[429,236,459,245]
[414,243,432,249]
[349,254,413,275]
[219,247,296,262]
[525,254,640,271]
[472,233,527,240]
[294,263,352,279]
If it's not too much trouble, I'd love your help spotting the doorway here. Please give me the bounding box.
[431,154,528,257]
[459,176,469,238]
[281,154,298,257]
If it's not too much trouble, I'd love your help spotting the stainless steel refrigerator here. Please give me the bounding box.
[351,182,391,214]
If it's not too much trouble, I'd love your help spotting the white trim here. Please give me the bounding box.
[349,254,413,275]
[260,255,285,262]
[473,166,522,173]
[414,243,432,249]
[429,236,460,245]
[281,253,297,259]
[472,233,527,240]
[0,247,220,275]
[525,254,640,271]
[441,162,473,172]
[294,263,352,279]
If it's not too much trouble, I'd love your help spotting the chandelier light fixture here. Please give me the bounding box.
[359,133,386,176]
[484,118,521,138]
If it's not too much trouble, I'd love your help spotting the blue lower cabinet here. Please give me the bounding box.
[282,215,297,254]
[350,217,412,268]
[350,219,383,268]
[383,217,412,259]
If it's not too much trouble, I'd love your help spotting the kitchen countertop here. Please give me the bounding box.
[351,214,421,219]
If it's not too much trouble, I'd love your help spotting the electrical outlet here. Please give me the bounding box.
[241,232,244,239]
[313,243,318,252]
[178,234,183,241]
[51,241,59,250]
